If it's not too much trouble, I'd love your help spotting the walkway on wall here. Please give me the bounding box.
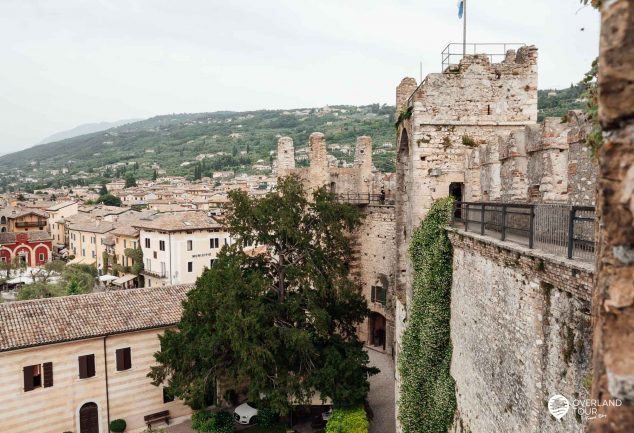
[452,201,596,263]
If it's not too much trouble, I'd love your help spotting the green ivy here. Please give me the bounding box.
[325,406,369,433]
[125,247,144,275]
[398,197,456,433]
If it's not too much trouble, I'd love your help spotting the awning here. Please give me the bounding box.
[114,274,137,285]
[98,274,118,282]
[68,256,96,266]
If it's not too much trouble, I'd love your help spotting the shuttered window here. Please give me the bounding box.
[78,354,96,379]
[43,362,53,387]
[371,286,387,305]
[115,348,132,371]
[23,363,53,391]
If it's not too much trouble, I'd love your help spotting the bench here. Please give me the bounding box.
[144,410,170,428]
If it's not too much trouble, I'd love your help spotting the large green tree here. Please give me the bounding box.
[149,176,377,413]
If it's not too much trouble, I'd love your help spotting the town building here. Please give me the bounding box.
[0,285,194,433]
[134,211,230,287]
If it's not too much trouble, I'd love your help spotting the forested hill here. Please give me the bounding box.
[0,105,397,189]
[537,84,586,121]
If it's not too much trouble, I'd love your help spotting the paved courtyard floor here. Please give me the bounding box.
[367,348,396,433]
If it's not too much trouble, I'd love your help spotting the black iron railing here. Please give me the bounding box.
[452,201,596,262]
[336,193,395,206]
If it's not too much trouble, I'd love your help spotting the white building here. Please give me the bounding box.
[134,211,231,287]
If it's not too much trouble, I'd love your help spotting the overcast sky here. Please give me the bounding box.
[0,0,600,153]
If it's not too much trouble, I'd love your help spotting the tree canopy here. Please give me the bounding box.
[149,176,377,413]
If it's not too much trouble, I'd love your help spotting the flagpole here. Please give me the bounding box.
[463,0,467,56]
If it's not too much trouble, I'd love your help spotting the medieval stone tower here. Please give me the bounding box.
[276,136,295,175]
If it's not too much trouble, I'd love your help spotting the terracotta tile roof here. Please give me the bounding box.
[0,284,193,352]
[0,230,52,244]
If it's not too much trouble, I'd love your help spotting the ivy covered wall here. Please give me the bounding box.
[398,197,456,433]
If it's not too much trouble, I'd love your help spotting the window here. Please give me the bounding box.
[161,262,166,277]
[123,239,127,248]
[210,259,215,268]
[145,238,151,248]
[78,354,96,379]
[210,238,219,249]
[82,249,86,257]
[153,251,157,259]
[159,240,165,251]
[38,253,44,261]
[23,362,53,391]
[187,240,193,251]
[146,258,151,271]
[92,251,96,258]
[371,286,387,305]
[82,235,85,242]
[187,262,193,272]
[115,348,132,371]
[163,387,175,403]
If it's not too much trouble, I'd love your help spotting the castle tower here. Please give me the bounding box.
[276,136,295,176]
[354,136,373,195]
[396,77,418,116]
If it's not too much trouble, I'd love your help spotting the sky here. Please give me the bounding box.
[0,0,600,153]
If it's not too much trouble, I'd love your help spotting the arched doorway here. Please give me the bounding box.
[449,182,464,219]
[368,312,387,351]
[79,402,99,433]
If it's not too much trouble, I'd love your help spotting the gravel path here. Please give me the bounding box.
[367,348,396,433]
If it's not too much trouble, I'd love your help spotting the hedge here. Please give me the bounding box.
[191,410,233,433]
[397,197,456,433]
[325,406,368,433]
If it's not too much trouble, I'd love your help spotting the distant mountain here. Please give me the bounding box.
[39,119,143,144]
[0,105,397,190]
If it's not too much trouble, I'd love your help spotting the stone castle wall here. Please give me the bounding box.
[449,229,592,433]
[276,132,398,354]
[393,46,600,433]
[354,206,397,352]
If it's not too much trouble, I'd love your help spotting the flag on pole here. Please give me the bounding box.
[458,0,464,19]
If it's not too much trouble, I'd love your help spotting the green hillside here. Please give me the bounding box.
[538,84,586,121]
[0,105,397,191]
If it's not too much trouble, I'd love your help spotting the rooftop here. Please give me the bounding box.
[0,284,192,352]
[133,211,222,232]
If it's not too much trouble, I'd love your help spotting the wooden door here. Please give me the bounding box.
[79,402,99,433]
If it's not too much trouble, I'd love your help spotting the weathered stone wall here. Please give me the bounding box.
[449,229,593,433]
[589,2,634,431]
[354,205,397,353]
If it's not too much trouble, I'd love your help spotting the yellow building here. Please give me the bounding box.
[0,285,195,433]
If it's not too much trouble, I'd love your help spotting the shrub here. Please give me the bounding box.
[191,410,232,433]
[398,197,456,433]
[257,407,277,427]
[461,135,477,147]
[325,406,368,433]
[109,419,127,433]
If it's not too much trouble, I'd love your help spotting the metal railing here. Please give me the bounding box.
[335,193,395,206]
[452,202,596,262]
[441,43,526,71]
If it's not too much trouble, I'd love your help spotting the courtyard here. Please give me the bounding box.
[166,348,395,433]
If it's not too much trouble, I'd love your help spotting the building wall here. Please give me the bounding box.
[354,205,397,353]
[141,228,230,287]
[0,329,192,433]
[448,230,592,433]
[47,203,79,240]
[68,228,110,268]
[0,233,51,266]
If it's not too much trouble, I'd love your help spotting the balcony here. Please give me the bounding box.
[142,269,166,279]
[451,202,596,262]
[15,220,47,228]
